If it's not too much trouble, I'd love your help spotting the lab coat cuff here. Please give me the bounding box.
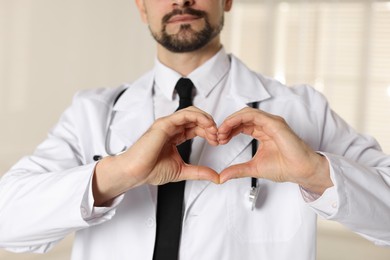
[304,185,338,218]
[80,163,124,225]
[302,152,340,218]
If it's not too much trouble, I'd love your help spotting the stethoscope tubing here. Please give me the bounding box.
[94,89,260,210]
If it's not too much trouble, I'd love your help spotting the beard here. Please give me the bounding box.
[150,8,224,53]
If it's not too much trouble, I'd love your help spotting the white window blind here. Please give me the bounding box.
[222,0,390,153]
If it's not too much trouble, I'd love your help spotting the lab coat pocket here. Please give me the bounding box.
[227,179,302,243]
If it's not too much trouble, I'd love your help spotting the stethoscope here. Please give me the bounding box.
[92,88,127,162]
[93,89,260,211]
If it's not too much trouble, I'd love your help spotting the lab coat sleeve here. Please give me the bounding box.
[81,173,124,223]
[302,88,390,246]
[0,90,121,253]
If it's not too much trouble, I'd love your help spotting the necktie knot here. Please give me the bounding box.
[175,78,194,110]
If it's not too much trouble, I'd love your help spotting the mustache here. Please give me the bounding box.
[162,8,207,24]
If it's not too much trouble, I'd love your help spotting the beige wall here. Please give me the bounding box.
[1,0,390,259]
[0,0,155,175]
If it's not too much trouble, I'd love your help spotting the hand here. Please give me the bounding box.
[217,107,332,195]
[93,106,219,205]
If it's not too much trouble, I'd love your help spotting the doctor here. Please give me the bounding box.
[0,0,390,259]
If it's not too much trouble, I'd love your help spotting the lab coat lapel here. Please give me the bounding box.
[186,55,271,209]
[108,72,158,205]
[109,71,155,149]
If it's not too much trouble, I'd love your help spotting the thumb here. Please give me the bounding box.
[181,164,220,184]
[219,163,253,184]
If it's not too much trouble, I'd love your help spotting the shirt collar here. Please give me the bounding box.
[154,48,230,101]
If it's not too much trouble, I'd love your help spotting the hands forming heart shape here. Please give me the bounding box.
[121,106,331,193]
[94,106,332,206]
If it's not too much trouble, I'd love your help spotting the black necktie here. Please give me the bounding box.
[153,78,194,260]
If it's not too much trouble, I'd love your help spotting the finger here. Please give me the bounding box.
[219,110,255,134]
[218,124,257,144]
[204,126,219,146]
[219,108,289,142]
[175,106,216,125]
[219,162,255,184]
[219,106,280,131]
[184,125,219,146]
[180,165,220,184]
[170,121,218,146]
[183,106,216,121]
[152,112,217,143]
[170,110,217,134]
[218,108,257,139]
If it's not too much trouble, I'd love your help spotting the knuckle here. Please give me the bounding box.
[273,115,287,125]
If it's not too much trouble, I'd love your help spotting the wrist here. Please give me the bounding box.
[93,155,131,206]
[298,153,333,195]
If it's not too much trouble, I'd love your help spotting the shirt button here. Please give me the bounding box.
[331,202,338,208]
[80,207,89,217]
[146,217,155,228]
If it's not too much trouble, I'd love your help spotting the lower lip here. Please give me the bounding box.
[168,16,201,24]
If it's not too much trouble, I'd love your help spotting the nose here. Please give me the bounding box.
[172,0,194,8]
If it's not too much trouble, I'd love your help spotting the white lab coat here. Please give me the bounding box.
[0,55,390,260]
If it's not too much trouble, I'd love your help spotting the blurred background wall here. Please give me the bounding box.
[0,0,389,259]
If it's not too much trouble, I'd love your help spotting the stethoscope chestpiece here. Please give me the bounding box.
[249,180,260,211]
